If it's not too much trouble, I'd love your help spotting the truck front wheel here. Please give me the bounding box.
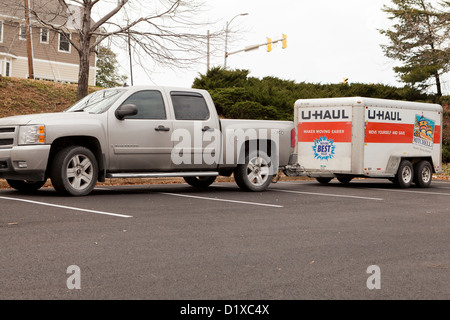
[6,179,46,193]
[394,160,414,188]
[50,146,98,196]
[234,150,273,192]
[413,160,432,188]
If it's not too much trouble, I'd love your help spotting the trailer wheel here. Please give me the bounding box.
[413,160,432,188]
[316,177,333,184]
[234,150,273,192]
[184,176,216,188]
[337,176,353,184]
[50,146,98,196]
[394,160,414,188]
[6,179,47,193]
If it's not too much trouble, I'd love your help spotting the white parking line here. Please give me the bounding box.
[160,192,284,208]
[273,189,384,201]
[372,188,450,196]
[0,196,133,218]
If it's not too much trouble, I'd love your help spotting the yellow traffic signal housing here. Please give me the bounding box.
[267,38,272,52]
[282,34,287,49]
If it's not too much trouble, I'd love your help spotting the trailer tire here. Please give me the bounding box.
[394,160,414,188]
[316,177,333,184]
[413,160,432,188]
[337,176,353,184]
[234,150,273,192]
[184,176,216,188]
[50,146,98,196]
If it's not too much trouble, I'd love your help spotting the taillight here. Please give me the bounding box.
[291,128,296,147]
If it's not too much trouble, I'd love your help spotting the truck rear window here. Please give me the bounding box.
[170,92,210,120]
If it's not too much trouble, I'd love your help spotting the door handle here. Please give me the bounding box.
[202,126,214,132]
[155,125,170,132]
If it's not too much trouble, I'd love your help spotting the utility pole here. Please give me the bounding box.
[224,13,249,69]
[24,0,34,79]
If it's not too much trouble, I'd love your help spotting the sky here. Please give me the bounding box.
[112,0,449,95]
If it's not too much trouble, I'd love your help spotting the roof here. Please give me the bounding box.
[294,97,442,112]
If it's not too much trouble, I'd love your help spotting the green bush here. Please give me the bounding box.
[227,101,280,120]
[443,144,450,163]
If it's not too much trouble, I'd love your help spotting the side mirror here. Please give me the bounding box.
[115,104,138,120]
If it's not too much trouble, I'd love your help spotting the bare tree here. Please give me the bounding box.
[2,0,220,100]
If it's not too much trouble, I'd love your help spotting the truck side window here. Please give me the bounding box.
[171,92,210,120]
[120,90,166,119]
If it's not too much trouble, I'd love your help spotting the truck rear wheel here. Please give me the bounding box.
[6,179,46,193]
[316,177,333,184]
[234,150,273,192]
[413,160,432,188]
[394,160,414,188]
[50,146,98,196]
[184,176,216,188]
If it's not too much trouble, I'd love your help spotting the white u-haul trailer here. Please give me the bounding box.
[290,97,443,188]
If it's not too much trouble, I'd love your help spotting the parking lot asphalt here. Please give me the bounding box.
[1,178,449,300]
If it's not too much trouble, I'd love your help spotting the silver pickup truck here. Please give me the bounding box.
[0,86,295,196]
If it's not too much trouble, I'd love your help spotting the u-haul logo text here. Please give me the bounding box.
[367,110,402,121]
[301,109,350,120]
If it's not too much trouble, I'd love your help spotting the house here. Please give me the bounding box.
[0,0,96,85]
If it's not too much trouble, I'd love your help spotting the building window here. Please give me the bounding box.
[58,32,71,53]
[19,24,27,40]
[40,28,49,44]
[5,61,11,77]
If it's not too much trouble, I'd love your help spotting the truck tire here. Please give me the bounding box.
[184,176,216,188]
[6,179,46,193]
[234,150,273,192]
[316,177,333,184]
[394,160,414,188]
[413,160,432,188]
[50,146,98,196]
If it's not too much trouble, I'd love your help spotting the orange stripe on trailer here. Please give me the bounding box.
[298,121,352,143]
[434,126,441,144]
[364,122,414,143]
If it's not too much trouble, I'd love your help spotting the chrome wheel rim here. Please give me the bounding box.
[402,165,412,184]
[421,166,431,183]
[66,154,94,191]
[246,155,270,186]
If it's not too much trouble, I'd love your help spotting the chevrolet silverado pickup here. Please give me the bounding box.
[0,86,295,196]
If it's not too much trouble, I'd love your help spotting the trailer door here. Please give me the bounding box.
[297,106,353,173]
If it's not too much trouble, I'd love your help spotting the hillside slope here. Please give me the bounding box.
[0,76,98,117]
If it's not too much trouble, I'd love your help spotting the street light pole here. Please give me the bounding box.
[224,13,248,69]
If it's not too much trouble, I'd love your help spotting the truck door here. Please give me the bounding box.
[169,91,221,170]
[108,90,174,172]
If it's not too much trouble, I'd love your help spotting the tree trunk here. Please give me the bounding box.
[77,53,90,100]
[434,72,442,98]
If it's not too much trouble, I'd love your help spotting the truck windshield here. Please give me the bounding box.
[65,89,125,114]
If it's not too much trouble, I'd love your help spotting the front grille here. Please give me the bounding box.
[0,127,16,147]
[0,139,13,146]
[0,128,15,133]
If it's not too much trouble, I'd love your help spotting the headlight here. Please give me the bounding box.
[18,125,46,145]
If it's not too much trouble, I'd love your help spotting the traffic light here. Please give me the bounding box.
[344,78,348,85]
[282,34,287,49]
[267,38,272,52]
